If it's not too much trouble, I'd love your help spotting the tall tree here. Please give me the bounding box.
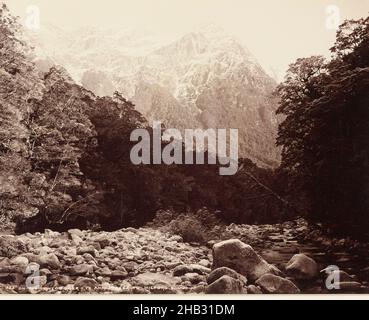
[26,67,97,225]
[277,17,369,237]
[0,4,43,229]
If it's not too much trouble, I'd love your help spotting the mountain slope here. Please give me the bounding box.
[27,24,281,167]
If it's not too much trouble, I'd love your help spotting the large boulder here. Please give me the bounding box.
[206,275,246,294]
[74,277,98,289]
[10,256,29,267]
[26,253,61,270]
[256,274,300,294]
[207,267,247,285]
[285,254,318,280]
[67,229,84,238]
[212,239,281,281]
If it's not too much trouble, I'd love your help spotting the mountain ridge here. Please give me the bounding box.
[27,23,281,167]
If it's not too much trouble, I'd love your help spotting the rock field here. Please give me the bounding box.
[0,220,368,294]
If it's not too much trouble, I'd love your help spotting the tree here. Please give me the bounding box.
[26,67,97,225]
[80,95,157,229]
[0,4,43,229]
[277,17,369,237]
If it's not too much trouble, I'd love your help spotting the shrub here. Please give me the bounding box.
[149,208,227,244]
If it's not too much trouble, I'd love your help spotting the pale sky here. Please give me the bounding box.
[4,0,369,80]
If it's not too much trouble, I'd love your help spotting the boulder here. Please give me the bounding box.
[188,284,207,294]
[27,253,61,270]
[44,229,60,238]
[207,240,218,248]
[82,253,96,263]
[56,275,72,286]
[110,269,128,281]
[191,264,211,275]
[69,264,93,276]
[247,285,263,294]
[206,275,246,294]
[70,234,83,246]
[62,247,77,257]
[74,277,98,289]
[212,239,281,281]
[49,239,69,248]
[95,267,112,277]
[94,235,115,248]
[286,254,318,280]
[77,246,96,257]
[198,259,211,268]
[0,258,20,274]
[183,273,205,285]
[39,268,52,276]
[10,256,29,267]
[256,274,300,294]
[173,265,193,276]
[68,229,84,238]
[0,258,10,268]
[207,267,247,285]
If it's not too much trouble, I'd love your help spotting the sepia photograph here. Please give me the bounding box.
[0,0,368,301]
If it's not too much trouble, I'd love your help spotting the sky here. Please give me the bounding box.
[4,0,369,80]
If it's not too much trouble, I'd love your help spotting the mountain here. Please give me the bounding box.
[27,24,281,167]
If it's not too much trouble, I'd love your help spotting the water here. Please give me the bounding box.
[256,231,369,293]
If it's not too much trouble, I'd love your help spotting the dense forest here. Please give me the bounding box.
[0,4,368,239]
[276,16,369,238]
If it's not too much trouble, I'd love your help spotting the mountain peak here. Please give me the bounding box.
[26,21,281,167]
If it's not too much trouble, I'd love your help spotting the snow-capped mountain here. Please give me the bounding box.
[27,23,281,167]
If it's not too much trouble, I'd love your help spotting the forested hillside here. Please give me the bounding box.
[276,16,369,238]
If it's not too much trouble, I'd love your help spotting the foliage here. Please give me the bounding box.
[0,4,44,229]
[149,208,226,244]
[277,17,369,238]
